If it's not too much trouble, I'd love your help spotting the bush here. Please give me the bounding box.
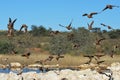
[0,40,14,54]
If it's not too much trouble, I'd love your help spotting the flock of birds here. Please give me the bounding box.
[7,18,28,37]
[57,4,119,64]
[4,4,119,66]
[0,4,120,80]
[58,4,119,31]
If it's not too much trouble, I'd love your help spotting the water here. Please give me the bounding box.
[0,68,44,73]
[0,68,78,74]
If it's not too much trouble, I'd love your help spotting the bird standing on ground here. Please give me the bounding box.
[82,12,98,18]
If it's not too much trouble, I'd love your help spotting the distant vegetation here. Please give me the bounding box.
[0,25,120,55]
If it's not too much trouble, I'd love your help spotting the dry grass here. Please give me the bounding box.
[0,53,120,66]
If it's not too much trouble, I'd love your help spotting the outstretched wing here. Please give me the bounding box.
[19,25,24,31]
[67,19,73,30]
[90,21,94,26]
[88,21,94,30]
[59,24,65,27]
[102,6,109,11]
[9,17,12,23]
[82,13,88,16]
[12,18,17,25]
[100,23,106,26]
[90,12,98,15]
[98,38,105,44]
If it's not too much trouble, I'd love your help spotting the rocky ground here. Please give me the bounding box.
[0,62,120,80]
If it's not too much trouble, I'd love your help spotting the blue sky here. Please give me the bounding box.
[0,0,120,31]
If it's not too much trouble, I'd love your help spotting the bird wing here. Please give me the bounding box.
[19,25,24,31]
[107,26,112,29]
[111,5,120,7]
[9,18,12,23]
[59,24,66,27]
[67,19,73,28]
[102,6,109,11]
[90,12,98,15]
[98,38,105,43]
[101,23,106,26]
[12,19,17,25]
[88,21,94,30]
[100,72,110,77]
[82,13,88,16]
[90,21,94,26]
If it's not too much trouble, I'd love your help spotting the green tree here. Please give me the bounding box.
[108,29,120,39]
[30,25,50,36]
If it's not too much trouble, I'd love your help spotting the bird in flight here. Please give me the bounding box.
[95,37,105,45]
[56,53,64,61]
[82,12,98,18]
[110,45,119,58]
[44,55,54,62]
[59,19,73,30]
[94,57,105,65]
[100,71,114,80]
[94,54,105,59]
[87,21,94,30]
[7,18,17,36]
[83,55,94,64]
[102,4,119,12]
[19,24,28,33]
[100,23,113,29]
[21,52,31,59]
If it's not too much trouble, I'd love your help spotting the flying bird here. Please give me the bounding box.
[19,24,28,33]
[95,37,105,45]
[59,19,73,30]
[82,12,98,18]
[10,48,18,54]
[87,21,94,30]
[44,55,54,62]
[94,54,105,59]
[56,54,64,61]
[83,55,94,64]
[35,60,45,65]
[17,70,23,75]
[21,52,31,59]
[72,43,80,49]
[100,71,114,80]
[102,4,119,11]
[100,23,112,29]
[97,60,105,65]
[7,18,17,36]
